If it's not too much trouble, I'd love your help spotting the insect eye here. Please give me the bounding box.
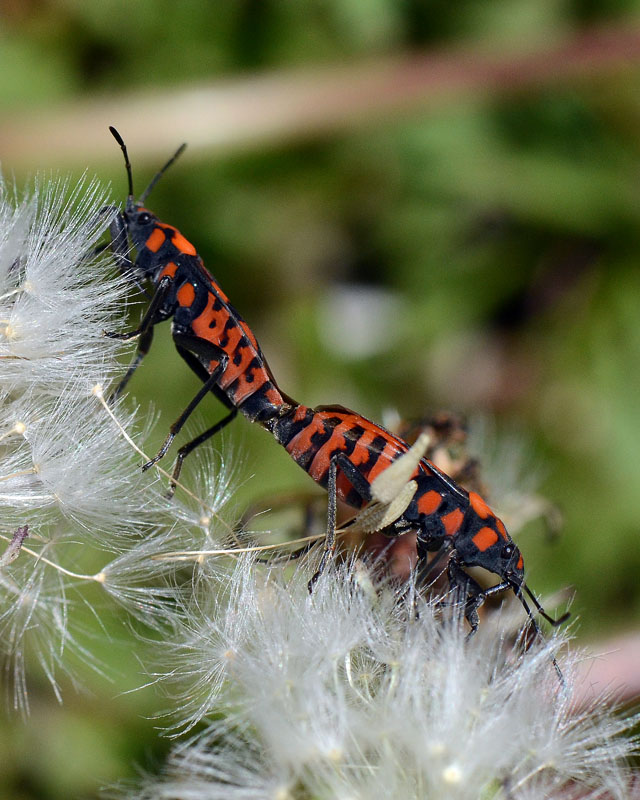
[137,212,153,225]
[501,544,514,560]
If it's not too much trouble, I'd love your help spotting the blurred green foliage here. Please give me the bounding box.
[3,0,640,797]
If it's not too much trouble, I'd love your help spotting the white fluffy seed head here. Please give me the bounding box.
[138,558,637,800]
[1,175,636,800]
[0,174,243,707]
[0,175,132,391]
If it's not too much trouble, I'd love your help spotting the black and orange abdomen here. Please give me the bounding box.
[273,404,483,548]
[275,405,421,509]
[170,257,286,420]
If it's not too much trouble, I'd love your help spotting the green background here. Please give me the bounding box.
[2,1,640,797]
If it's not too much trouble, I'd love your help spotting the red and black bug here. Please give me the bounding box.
[103,126,291,492]
[103,128,568,651]
[269,404,568,647]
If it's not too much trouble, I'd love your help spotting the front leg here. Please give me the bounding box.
[105,209,150,296]
[106,209,133,276]
[447,556,486,637]
[94,207,149,296]
[105,274,173,342]
[447,556,511,636]
[106,275,174,403]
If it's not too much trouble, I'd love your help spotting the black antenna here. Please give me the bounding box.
[139,142,187,204]
[109,126,134,199]
[523,583,570,627]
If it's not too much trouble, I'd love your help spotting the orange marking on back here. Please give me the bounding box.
[222,343,273,404]
[417,490,442,516]
[265,386,284,405]
[169,228,197,255]
[293,405,308,422]
[232,367,268,405]
[516,554,524,571]
[495,517,508,541]
[158,261,178,279]
[441,508,464,537]
[223,345,254,384]
[286,416,327,462]
[472,527,499,552]
[309,427,348,483]
[192,296,227,340]
[145,227,165,253]
[176,282,196,307]
[212,281,229,303]
[239,319,260,352]
[217,328,244,383]
[366,439,404,483]
[348,427,377,467]
[469,491,492,519]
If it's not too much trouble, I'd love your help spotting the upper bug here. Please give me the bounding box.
[102,127,290,493]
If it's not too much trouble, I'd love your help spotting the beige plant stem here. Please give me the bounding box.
[3,24,640,168]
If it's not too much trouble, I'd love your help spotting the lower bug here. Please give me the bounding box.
[267,404,568,649]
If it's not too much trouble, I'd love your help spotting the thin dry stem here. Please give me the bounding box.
[151,533,325,562]
[3,23,640,167]
[0,532,104,582]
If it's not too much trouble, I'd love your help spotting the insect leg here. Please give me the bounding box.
[109,327,154,403]
[308,452,373,592]
[95,206,150,296]
[447,555,511,636]
[87,207,128,268]
[105,274,173,342]
[447,556,485,636]
[141,333,230,472]
[158,343,240,494]
[105,209,132,275]
[166,408,238,497]
[106,276,173,402]
[174,344,236,411]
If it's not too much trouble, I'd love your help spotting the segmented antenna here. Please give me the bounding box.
[140,142,187,204]
[523,583,570,627]
[515,581,570,684]
[109,126,134,199]
[109,126,187,204]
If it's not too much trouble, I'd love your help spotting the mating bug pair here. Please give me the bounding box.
[102,127,569,657]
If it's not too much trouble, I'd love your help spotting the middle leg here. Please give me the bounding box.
[308,451,374,591]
